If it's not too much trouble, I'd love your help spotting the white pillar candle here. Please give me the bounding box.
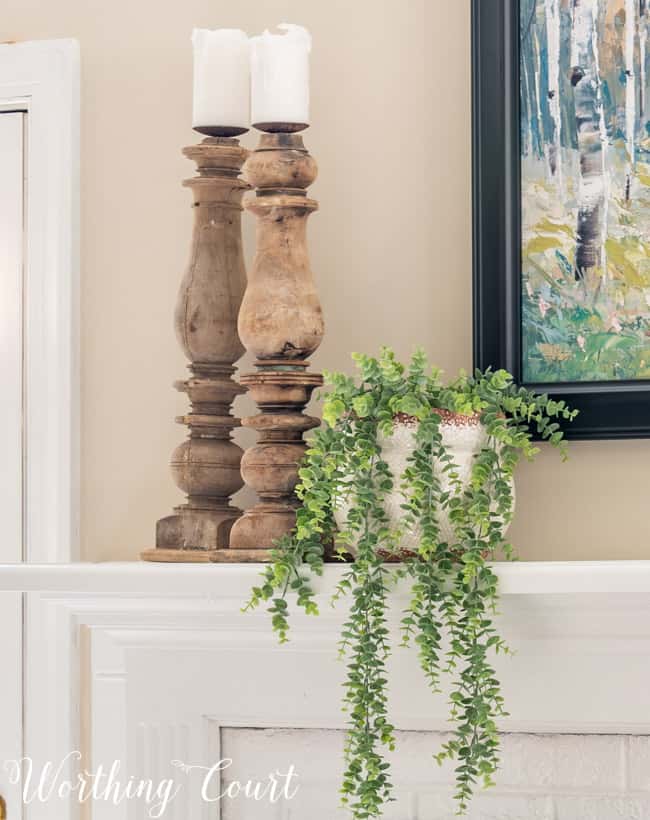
[192,28,250,135]
[251,24,311,128]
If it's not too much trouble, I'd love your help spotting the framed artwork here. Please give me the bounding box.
[473,0,650,437]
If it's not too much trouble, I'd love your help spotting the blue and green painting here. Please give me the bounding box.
[521,0,650,382]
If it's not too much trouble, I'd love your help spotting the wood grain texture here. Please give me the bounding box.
[229,133,324,552]
[237,133,323,360]
[145,138,249,561]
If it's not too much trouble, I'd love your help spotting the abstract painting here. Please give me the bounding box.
[521,0,650,383]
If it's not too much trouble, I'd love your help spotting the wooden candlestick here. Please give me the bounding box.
[226,130,324,557]
[142,137,249,562]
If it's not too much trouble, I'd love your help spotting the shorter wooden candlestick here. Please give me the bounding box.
[224,131,324,558]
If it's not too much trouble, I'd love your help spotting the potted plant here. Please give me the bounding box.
[246,348,576,817]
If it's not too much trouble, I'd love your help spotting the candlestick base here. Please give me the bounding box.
[210,548,274,563]
[140,547,274,563]
[141,547,217,563]
[228,366,323,551]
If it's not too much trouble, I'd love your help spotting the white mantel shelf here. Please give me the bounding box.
[1,559,650,596]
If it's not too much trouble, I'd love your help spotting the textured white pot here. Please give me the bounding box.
[335,411,514,557]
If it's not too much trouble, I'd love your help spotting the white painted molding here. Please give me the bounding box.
[0,39,80,562]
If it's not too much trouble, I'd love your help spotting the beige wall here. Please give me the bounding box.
[2,0,649,561]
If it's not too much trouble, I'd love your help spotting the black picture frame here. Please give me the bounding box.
[472,0,650,439]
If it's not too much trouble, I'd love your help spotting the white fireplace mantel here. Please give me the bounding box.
[3,558,650,595]
[2,560,650,819]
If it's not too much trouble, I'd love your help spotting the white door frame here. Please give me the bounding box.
[0,110,25,560]
[0,109,26,820]
[0,40,79,820]
[0,39,80,563]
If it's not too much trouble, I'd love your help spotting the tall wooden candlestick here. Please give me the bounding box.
[227,129,324,557]
[142,137,249,562]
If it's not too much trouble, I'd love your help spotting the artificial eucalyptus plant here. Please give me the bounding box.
[245,348,576,817]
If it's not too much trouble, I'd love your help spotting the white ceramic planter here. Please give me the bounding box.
[335,412,514,557]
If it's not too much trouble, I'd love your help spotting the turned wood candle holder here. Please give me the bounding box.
[225,128,324,559]
[142,136,249,562]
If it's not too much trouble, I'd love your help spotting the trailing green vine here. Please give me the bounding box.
[245,348,576,817]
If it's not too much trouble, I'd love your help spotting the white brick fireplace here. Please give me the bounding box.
[2,561,650,820]
[224,729,650,819]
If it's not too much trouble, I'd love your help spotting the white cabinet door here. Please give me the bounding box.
[0,109,26,819]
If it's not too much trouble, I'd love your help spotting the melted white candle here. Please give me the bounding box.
[250,24,311,128]
[192,28,250,133]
